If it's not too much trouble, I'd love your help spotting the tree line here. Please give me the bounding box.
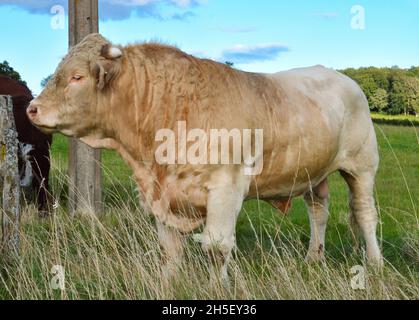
[340,66,419,115]
[0,61,27,86]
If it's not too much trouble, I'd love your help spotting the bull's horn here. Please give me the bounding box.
[101,44,122,59]
[109,47,122,59]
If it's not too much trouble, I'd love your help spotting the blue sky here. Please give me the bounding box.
[0,0,418,94]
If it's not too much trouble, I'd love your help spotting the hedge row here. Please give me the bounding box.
[371,114,419,127]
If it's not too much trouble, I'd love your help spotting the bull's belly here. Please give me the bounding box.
[248,177,329,200]
[247,146,338,200]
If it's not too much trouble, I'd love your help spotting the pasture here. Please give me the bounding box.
[0,124,417,300]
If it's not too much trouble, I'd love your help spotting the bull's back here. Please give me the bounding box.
[246,66,371,199]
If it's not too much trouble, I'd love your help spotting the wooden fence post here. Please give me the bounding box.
[68,0,102,215]
[0,95,21,255]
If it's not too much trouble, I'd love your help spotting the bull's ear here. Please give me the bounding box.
[92,44,123,90]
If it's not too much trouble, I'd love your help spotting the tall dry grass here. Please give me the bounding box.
[0,169,417,300]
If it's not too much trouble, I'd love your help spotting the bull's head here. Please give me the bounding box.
[27,34,123,137]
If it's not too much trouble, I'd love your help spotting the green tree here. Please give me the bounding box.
[0,60,26,85]
[404,76,419,115]
[389,75,419,115]
[41,74,53,88]
[369,67,390,91]
[340,66,419,114]
[370,88,389,112]
[407,66,419,78]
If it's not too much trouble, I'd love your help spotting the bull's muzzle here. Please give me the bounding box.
[26,103,38,121]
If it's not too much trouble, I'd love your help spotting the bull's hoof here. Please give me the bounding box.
[305,254,326,264]
[367,254,384,269]
[305,246,326,263]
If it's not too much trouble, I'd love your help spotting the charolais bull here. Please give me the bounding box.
[27,34,383,281]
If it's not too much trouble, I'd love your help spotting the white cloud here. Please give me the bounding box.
[220,43,290,64]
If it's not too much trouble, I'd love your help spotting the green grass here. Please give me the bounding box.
[0,124,417,299]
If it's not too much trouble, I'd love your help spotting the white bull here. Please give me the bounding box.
[27,34,383,283]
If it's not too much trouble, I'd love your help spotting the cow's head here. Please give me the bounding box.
[27,34,123,137]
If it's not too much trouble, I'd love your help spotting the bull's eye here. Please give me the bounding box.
[70,75,84,82]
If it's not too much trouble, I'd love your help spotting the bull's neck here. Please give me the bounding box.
[101,49,206,164]
[100,56,164,164]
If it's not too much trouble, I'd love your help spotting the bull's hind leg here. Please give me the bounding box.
[304,179,330,262]
[341,170,383,266]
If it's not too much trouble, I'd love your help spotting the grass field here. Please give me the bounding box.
[0,124,418,300]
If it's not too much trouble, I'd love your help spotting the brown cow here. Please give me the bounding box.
[0,75,52,216]
[27,34,383,282]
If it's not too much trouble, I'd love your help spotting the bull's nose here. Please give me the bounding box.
[27,104,38,119]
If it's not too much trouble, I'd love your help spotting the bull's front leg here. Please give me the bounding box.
[201,169,249,286]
